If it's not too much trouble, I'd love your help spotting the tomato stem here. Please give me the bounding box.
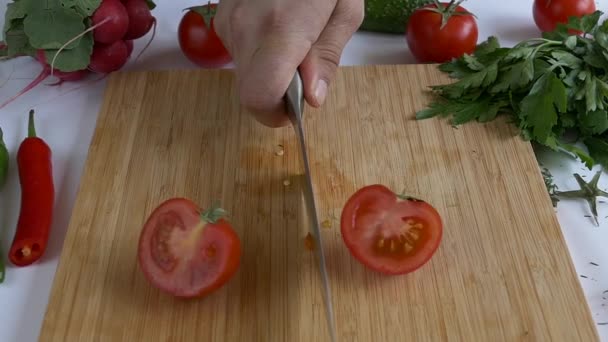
[396,191,424,202]
[426,0,476,29]
[28,109,36,138]
[200,201,228,224]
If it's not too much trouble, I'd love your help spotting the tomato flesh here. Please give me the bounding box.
[138,198,241,298]
[340,185,442,275]
[406,3,478,63]
[533,0,596,33]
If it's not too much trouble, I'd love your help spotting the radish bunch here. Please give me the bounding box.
[0,0,156,109]
[88,0,156,73]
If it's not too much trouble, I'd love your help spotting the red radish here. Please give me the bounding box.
[88,40,129,73]
[123,0,155,40]
[0,51,88,110]
[125,40,134,57]
[92,0,130,44]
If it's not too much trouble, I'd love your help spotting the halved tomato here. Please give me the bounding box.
[137,198,242,298]
[340,185,442,275]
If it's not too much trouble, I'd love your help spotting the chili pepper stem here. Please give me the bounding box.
[28,109,37,138]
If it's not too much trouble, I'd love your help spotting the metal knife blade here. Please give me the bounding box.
[284,71,337,342]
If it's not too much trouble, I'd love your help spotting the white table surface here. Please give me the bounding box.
[1,0,608,341]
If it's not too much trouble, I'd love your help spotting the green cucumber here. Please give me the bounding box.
[359,0,433,34]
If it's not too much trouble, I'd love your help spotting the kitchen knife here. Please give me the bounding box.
[284,70,337,342]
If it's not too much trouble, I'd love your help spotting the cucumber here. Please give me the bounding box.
[359,0,433,34]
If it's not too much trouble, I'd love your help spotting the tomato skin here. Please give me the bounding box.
[406,3,478,63]
[178,5,232,68]
[137,198,241,298]
[340,185,442,275]
[533,0,596,33]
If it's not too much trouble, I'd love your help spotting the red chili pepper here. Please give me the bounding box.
[9,110,54,267]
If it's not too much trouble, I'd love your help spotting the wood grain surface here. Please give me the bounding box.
[39,65,598,342]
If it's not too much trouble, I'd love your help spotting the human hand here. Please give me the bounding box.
[214,0,364,127]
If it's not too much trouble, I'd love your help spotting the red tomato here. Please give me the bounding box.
[137,198,241,298]
[178,4,232,68]
[406,2,478,63]
[340,185,442,275]
[533,0,596,33]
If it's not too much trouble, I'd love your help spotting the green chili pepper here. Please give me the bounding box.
[0,127,7,283]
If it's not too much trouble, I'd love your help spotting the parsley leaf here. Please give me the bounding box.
[418,11,608,171]
[519,72,566,143]
[585,136,608,169]
[580,110,608,135]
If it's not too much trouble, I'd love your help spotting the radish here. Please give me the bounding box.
[88,40,129,73]
[92,0,130,44]
[125,40,134,57]
[0,51,89,110]
[123,0,155,40]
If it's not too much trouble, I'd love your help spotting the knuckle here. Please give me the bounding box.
[317,42,343,68]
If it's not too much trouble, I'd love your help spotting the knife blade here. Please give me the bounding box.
[284,70,337,342]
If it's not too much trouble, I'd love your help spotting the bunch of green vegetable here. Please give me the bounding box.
[417,11,608,170]
[0,0,156,109]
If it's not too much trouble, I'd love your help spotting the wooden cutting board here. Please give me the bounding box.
[39,64,598,341]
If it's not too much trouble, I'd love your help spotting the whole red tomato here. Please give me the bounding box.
[406,2,478,63]
[533,0,596,33]
[178,3,232,68]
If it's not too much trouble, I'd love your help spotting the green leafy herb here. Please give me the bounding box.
[146,0,156,10]
[541,166,559,207]
[4,22,36,58]
[23,6,86,50]
[1,0,104,71]
[417,11,608,170]
[61,0,102,17]
[44,31,93,72]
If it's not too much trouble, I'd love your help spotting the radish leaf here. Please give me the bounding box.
[44,31,93,72]
[61,0,102,17]
[24,6,85,50]
[4,22,36,58]
[146,0,156,10]
[3,1,28,34]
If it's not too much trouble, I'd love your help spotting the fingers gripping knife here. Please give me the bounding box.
[284,71,337,342]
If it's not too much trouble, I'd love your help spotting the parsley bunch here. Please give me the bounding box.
[417,11,608,170]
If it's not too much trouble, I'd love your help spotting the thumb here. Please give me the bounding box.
[299,3,363,107]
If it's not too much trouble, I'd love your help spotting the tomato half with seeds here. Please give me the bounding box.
[340,185,442,275]
[137,198,241,298]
